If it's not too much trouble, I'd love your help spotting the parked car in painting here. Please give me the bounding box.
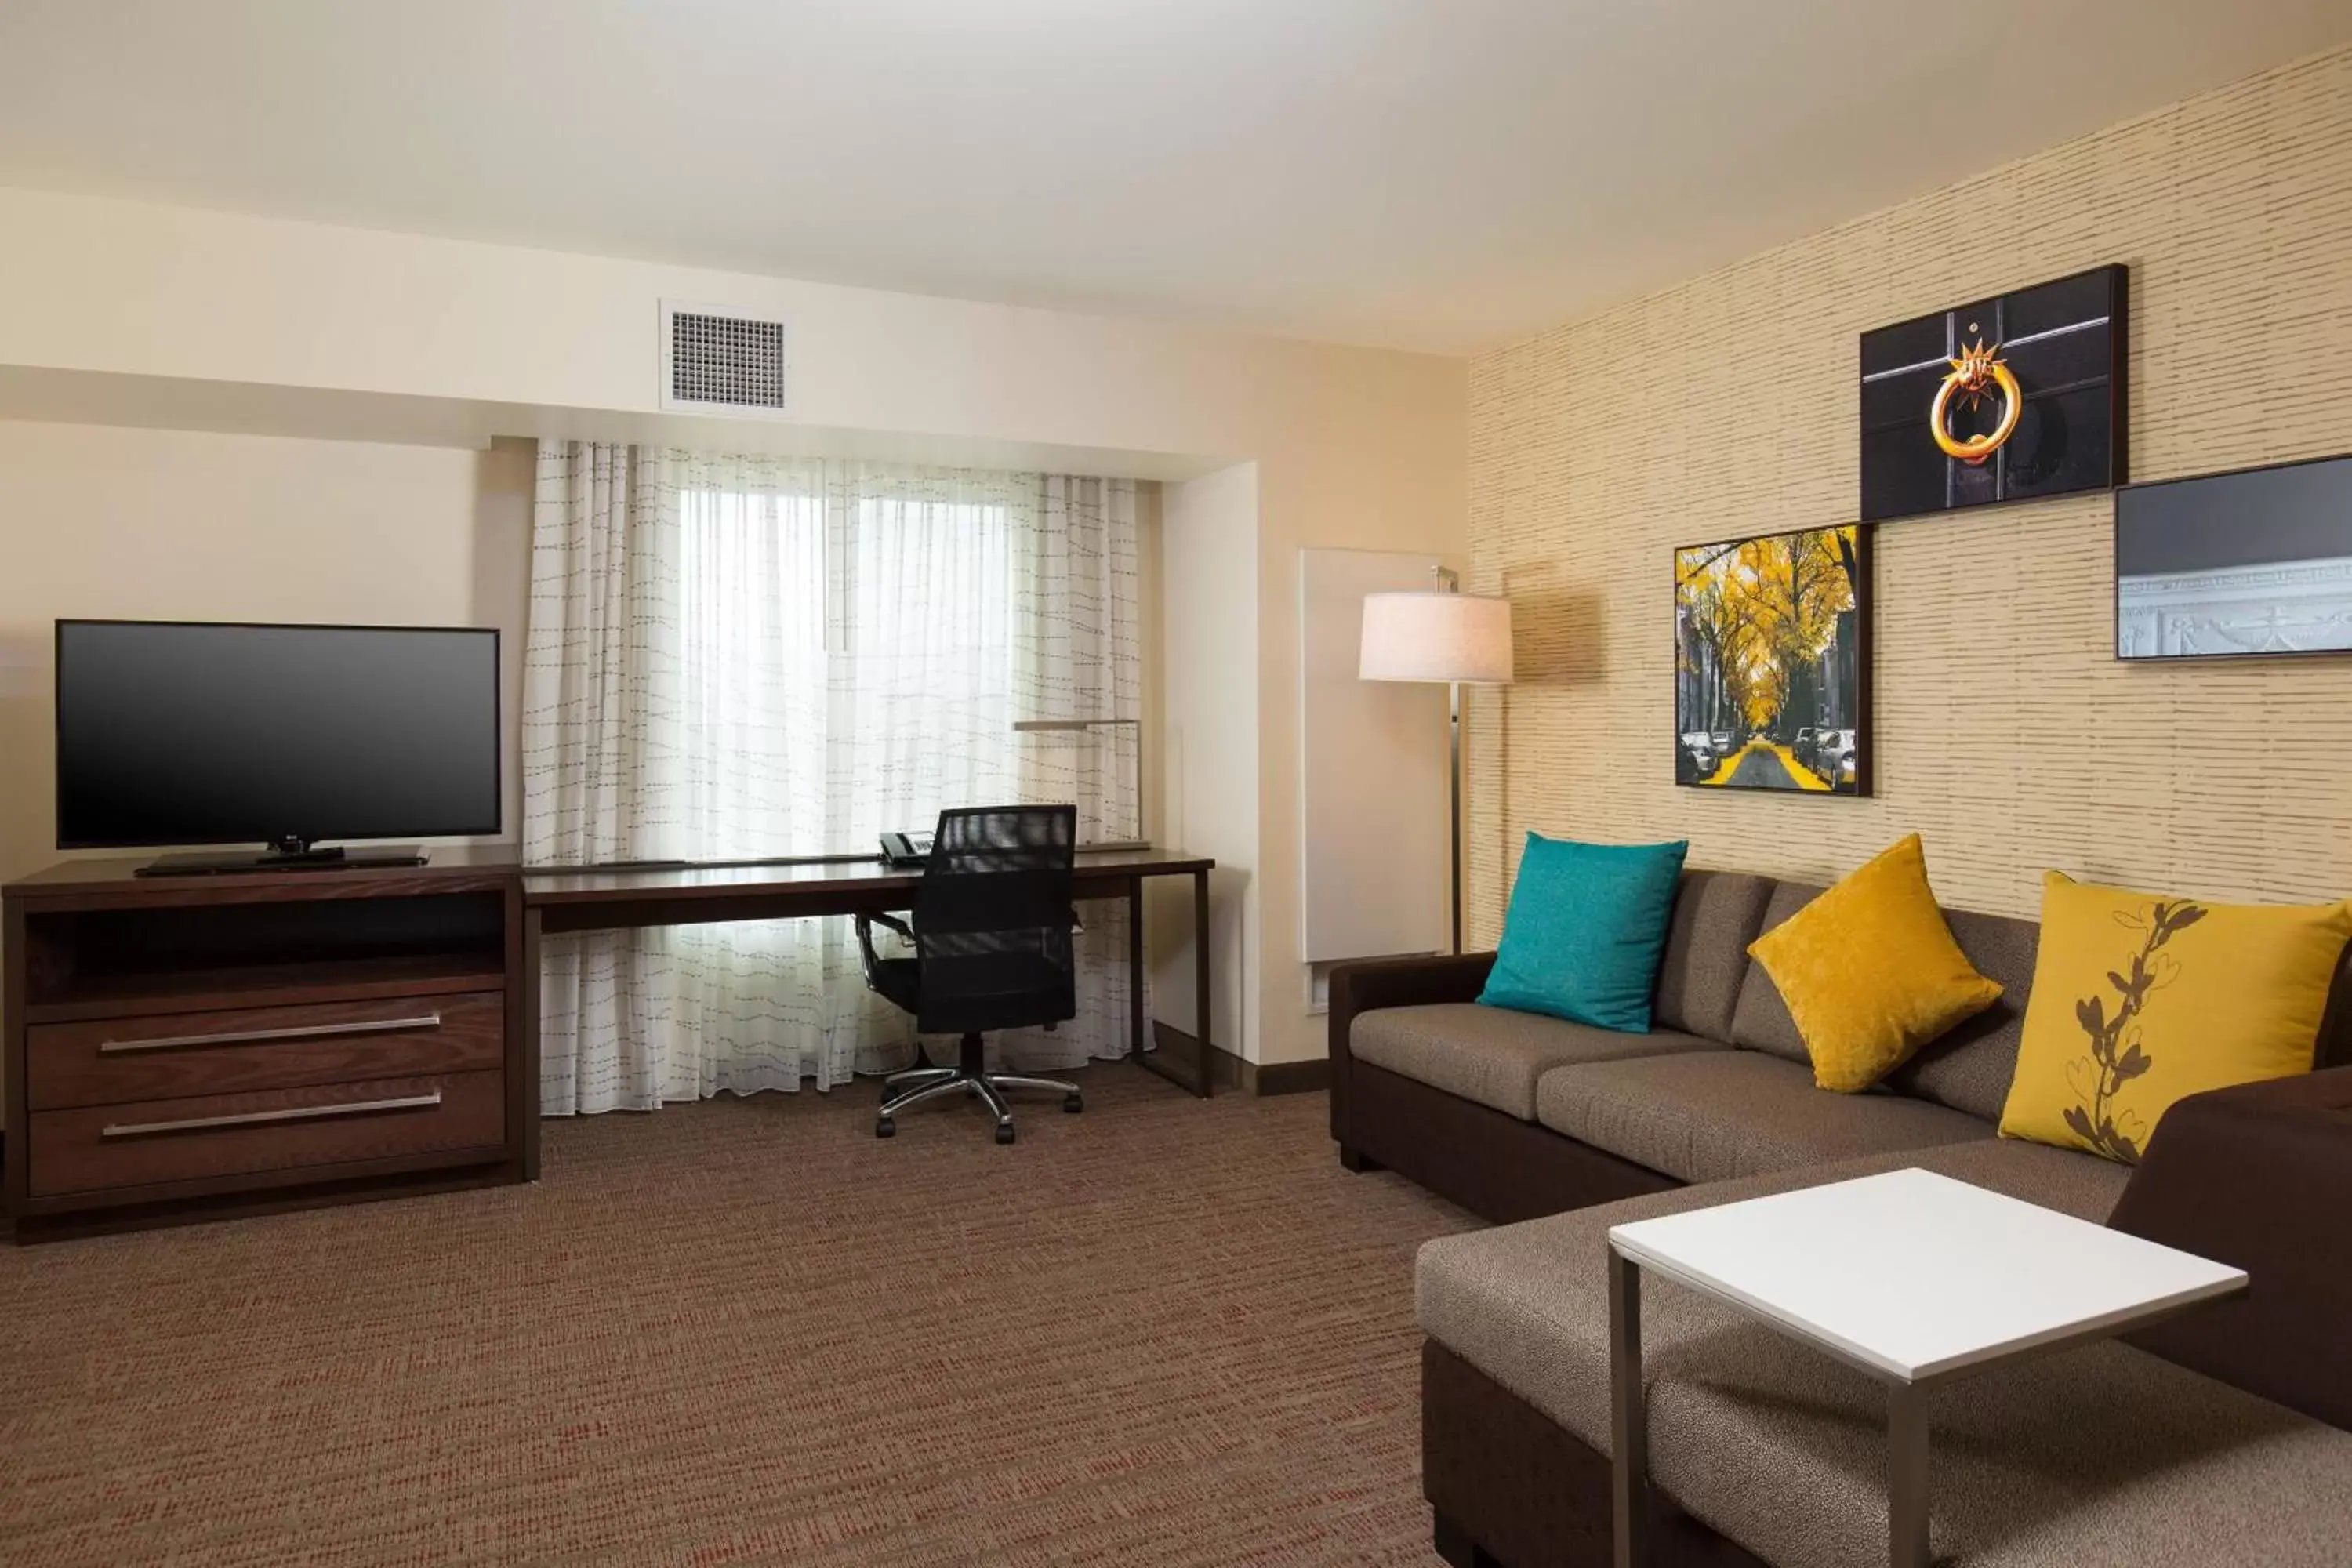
[1815,728,1857,789]
[1677,731,1719,782]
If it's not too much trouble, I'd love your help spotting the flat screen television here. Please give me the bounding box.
[56,620,501,869]
[2116,452,2352,660]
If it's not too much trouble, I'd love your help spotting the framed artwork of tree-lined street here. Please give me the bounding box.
[1674,523,1871,795]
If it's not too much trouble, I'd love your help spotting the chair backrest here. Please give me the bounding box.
[909,804,1079,1035]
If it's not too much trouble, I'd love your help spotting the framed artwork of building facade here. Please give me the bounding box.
[1675,524,1871,795]
[2117,451,2352,660]
[1860,263,2128,522]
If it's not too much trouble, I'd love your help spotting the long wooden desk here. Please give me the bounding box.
[518,848,1218,1174]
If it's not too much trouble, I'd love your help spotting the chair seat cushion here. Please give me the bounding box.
[1534,1050,1993,1184]
[1350,1003,1721,1122]
[1414,1141,2352,1568]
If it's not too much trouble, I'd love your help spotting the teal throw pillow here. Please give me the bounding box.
[1478,833,1689,1033]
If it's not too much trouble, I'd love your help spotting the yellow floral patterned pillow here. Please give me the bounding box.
[1998,873,2352,1163]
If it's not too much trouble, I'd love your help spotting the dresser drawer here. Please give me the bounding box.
[27,992,505,1109]
[26,1069,506,1198]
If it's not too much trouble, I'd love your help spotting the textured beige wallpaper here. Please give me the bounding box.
[1465,44,2352,944]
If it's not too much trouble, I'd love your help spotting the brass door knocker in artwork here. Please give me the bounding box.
[1929,336,2020,466]
[1859,263,2123,519]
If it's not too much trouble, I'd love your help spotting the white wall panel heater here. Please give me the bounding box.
[1298,547,1449,964]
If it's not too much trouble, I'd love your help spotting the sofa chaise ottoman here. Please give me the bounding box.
[1416,1121,2352,1568]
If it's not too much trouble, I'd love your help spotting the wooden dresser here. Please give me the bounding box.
[3,850,533,1241]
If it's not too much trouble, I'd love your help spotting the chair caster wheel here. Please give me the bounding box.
[1063,1092,1083,1113]
[995,1123,1016,1145]
[875,1117,895,1138]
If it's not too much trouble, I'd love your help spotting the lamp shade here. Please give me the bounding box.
[1359,591,1513,684]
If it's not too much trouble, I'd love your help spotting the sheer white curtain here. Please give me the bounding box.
[524,445,1142,1114]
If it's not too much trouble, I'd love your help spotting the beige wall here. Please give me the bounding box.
[0,194,1467,1064]
[1465,44,2352,942]
[0,424,533,885]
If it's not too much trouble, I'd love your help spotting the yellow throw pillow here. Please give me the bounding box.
[1999,873,2351,1164]
[1747,835,2004,1093]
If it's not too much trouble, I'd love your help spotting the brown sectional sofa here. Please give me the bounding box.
[1327,866,2352,1568]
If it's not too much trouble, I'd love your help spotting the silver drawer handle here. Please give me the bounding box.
[100,1091,445,1139]
[100,1013,444,1054]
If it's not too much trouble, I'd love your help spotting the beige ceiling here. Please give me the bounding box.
[1,1,2345,353]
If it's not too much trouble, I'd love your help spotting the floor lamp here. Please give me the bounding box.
[1359,568,1513,954]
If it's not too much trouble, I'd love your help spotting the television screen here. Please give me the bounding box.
[2116,454,2352,660]
[56,621,501,848]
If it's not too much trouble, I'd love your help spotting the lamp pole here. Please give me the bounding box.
[1449,672,1464,954]
[1436,565,1465,955]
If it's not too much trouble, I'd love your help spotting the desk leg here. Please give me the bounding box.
[1610,1247,1650,1568]
[1127,875,1146,1066]
[1888,1382,1930,1568]
[1190,868,1213,1098]
[518,905,543,1182]
[1134,867,1216,1099]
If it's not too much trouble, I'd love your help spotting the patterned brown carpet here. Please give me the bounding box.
[0,1069,1475,1566]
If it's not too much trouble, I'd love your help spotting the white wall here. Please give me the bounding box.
[0,423,532,886]
[0,186,1468,1067]
[1156,462,1261,1061]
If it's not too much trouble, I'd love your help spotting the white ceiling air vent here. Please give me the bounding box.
[660,300,789,416]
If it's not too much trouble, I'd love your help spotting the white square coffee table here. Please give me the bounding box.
[1604,1167,2247,1568]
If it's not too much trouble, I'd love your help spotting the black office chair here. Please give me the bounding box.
[855,804,1084,1145]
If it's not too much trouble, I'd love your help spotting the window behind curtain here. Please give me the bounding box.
[671,477,1020,858]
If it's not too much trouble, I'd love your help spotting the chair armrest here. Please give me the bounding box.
[1327,952,1497,1143]
[854,910,914,991]
[2107,1065,2352,1432]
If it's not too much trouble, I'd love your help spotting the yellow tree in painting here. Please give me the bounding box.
[1676,525,1858,754]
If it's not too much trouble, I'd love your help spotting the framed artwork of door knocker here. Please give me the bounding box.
[1859,263,2128,522]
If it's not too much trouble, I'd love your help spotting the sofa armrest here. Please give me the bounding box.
[2107,1065,2352,1432]
[1327,952,1497,1145]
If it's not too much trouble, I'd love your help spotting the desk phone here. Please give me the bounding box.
[878,831,934,868]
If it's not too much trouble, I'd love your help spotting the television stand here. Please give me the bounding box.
[4,848,530,1241]
[137,845,427,877]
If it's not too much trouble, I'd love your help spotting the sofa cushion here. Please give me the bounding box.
[1727,879,1824,1062]
[2001,873,2352,1164]
[1744,835,2005,1093]
[1414,1141,2352,1568]
[1479,833,1689,1032]
[1736,881,2042,1123]
[1652,869,1776,1044]
[1350,1003,1719,1122]
[1886,903,2040,1120]
[1534,1049,1993,1184]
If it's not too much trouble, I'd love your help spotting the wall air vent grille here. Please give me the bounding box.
[661,302,787,414]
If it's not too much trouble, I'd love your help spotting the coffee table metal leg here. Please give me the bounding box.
[1888,1381,1929,1568]
[1610,1247,1650,1568]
